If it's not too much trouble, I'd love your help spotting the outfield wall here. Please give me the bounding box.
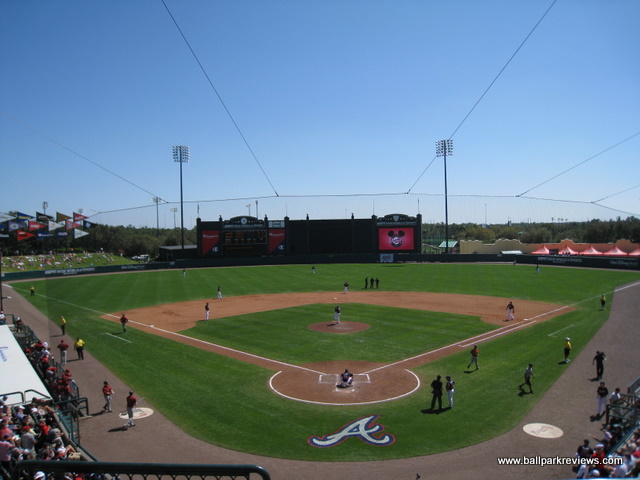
[196,213,423,258]
[3,253,637,282]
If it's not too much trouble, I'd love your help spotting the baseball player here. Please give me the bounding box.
[445,375,455,408]
[505,301,515,321]
[519,363,534,393]
[124,390,137,428]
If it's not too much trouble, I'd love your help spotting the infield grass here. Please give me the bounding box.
[13,263,640,461]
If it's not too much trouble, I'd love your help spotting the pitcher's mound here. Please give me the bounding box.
[308,321,370,334]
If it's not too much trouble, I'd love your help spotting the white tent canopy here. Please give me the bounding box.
[0,325,50,405]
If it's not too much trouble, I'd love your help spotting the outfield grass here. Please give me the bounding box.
[14,263,640,461]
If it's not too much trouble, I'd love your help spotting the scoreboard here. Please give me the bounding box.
[223,229,267,246]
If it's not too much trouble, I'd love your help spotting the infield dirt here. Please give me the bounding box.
[102,291,570,404]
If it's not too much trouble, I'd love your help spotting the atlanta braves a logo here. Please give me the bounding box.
[308,415,396,448]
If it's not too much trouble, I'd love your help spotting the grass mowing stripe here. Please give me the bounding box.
[15,264,640,461]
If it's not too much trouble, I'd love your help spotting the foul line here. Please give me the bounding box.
[100,332,132,343]
[548,324,576,337]
[365,303,578,375]
[138,322,325,375]
[25,286,627,405]
[13,290,327,376]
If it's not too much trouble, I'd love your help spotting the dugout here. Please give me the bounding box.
[196,213,422,258]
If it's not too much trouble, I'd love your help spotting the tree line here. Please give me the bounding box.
[2,225,197,258]
[423,216,640,246]
[3,216,638,258]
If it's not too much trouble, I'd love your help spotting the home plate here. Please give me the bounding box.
[522,423,563,439]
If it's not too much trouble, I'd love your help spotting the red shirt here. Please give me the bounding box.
[591,450,605,467]
[126,395,137,408]
[102,385,113,396]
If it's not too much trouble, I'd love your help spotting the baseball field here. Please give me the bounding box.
[15,263,640,461]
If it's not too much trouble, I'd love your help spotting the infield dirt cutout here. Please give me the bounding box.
[104,291,570,405]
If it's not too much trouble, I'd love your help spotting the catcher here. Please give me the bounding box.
[336,369,354,388]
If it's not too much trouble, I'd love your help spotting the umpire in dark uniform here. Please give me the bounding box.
[429,375,443,410]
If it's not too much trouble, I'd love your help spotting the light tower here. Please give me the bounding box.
[436,139,454,253]
[173,146,190,252]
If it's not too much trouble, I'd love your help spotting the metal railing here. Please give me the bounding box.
[12,461,271,480]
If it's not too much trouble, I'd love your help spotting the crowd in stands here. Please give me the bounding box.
[0,395,80,479]
[572,382,640,478]
[28,341,76,404]
[1,252,116,272]
[1,327,85,480]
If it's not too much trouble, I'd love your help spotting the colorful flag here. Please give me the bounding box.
[16,212,35,221]
[8,221,21,232]
[56,212,71,222]
[17,231,35,241]
[36,211,54,222]
[73,212,88,222]
[74,228,89,239]
[29,221,47,231]
[83,220,96,229]
[65,219,79,230]
[48,220,64,231]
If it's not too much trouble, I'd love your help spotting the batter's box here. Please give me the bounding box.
[319,374,371,384]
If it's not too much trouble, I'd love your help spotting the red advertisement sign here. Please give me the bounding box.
[201,230,220,256]
[268,229,286,255]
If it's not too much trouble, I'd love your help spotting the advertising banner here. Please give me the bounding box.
[201,230,221,256]
[268,229,286,255]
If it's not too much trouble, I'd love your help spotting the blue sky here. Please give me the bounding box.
[1,0,638,229]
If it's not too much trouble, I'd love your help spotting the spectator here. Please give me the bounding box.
[0,420,12,440]
[20,425,37,460]
[608,387,623,421]
[0,433,14,472]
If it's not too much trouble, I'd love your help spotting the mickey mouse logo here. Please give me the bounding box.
[387,230,405,248]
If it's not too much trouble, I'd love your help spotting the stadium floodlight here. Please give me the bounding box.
[171,207,178,229]
[436,139,454,254]
[173,146,190,253]
[152,197,163,237]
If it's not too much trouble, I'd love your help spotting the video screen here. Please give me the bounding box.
[378,227,414,251]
